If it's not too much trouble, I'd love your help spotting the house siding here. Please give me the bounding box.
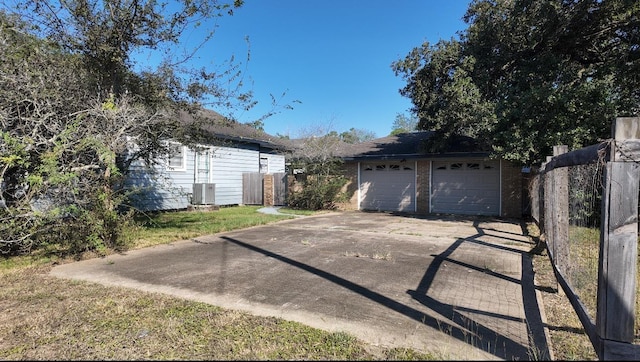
[125,147,196,211]
[125,140,285,211]
[260,153,286,173]
[211,143,260,206]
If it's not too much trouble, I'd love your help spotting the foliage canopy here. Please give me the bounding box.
[286,128,349,211]
[0,1,275,255]
[390,113,419,136]
[392,0,639,165]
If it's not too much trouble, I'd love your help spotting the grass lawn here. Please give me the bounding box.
[129,205,295,248]
[0,206,437,361]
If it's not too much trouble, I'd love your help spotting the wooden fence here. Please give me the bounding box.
[242,172,287,206]
[530,117,640,360]
[242,173,264,205]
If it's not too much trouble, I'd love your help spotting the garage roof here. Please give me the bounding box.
[337,131,490,160]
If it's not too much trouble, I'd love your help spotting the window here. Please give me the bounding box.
[363,165,373,171]
[450,163,463,170]
[467,163,480,170]
[259,157,269,174]
[389,164,400,171]
[403,165,414,170]
[168,143,186,171]
[375,164,386,171]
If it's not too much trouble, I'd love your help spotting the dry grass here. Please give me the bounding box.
[527,223,599,361]
[342,251,393,261]
[0,207,436,361]
[0,264,395,360]
[3,206,617,360]
[530,221,640,359]
[566,225,601,318]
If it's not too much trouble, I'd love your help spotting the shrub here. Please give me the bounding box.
[287,174,348,211]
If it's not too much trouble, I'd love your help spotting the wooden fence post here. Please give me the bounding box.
[553,145,569,274]
[530,172,541,225]
[544,156,555,259]
[596,117,640,360]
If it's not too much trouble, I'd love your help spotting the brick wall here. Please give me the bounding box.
[263,174,274,206]
[416,160,430,214]
[336,162,359,211]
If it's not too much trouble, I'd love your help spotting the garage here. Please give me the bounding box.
[359,161,415,212]
[338,131,521,218]
[430,159,500,216]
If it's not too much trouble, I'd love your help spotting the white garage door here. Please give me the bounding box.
[360,162,415,212]
[431,160,500,216]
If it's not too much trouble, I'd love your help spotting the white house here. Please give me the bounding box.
[124,110,291,211]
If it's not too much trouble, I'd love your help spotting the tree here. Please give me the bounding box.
[287,125,348,210]
[0,13,170,253]
[339,128,376,143]
[393,0,640,165]
[390,113,418,136]
[463,0,633,164]
[7,0,246,107]
[245,120,265,132]
[393,39,497,152]
[0,1,280,255]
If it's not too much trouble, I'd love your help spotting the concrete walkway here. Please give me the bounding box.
[256,206,304,217]
[50,211,551,360]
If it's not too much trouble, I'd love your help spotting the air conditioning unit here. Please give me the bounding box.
[192,183,215,205]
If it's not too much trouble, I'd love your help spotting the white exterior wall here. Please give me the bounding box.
[126,145,196,211]
[211,144,260,205]
[261,153,286,173]
[125,140,286,211]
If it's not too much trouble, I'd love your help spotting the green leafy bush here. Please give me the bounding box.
[287,174,348,211]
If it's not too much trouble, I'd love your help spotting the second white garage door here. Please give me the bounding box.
[431,160,500,216]
[360,162,415,212]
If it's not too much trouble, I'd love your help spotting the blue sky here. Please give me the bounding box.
[161,0,472,138]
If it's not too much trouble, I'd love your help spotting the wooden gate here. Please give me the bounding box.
[242,172,287,206]
[242,173,264,205]
[272,172,287,206]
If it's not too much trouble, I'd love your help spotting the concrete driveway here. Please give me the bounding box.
[50,211,551,360]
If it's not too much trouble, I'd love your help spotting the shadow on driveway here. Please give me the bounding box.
[51,212,551,360]
[218,217,550,361]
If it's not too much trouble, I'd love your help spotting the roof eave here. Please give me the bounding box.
[207,132,292,152]
[341,152,492,161]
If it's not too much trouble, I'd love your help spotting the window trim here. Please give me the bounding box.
[167,142,187,171]
[259,156,269,174]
